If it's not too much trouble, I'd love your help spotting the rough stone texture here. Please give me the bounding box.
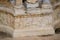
[53,5,60,29]
[0,34,60,40]
[16,0,22,5]
[14,14,53,29]
[0,11,14,35]
[0,11,14,28]
[0,11,55,37]
[0,0,55,37]
[27,0,37,3]
[12,14,55,37]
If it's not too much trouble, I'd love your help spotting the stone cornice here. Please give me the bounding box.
[0,6,53,18]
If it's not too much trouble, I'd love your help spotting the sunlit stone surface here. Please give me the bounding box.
[0,0,56,37]
[13,14,54,37]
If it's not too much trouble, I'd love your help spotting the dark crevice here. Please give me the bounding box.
[0,31,12,38]
[22,0,26,3]
[22,0,27,8]
[55,28,60,34]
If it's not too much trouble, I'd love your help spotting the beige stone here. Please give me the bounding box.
[16,0,22,5]
[0,11,55,37]
[0,0,56,37]
[27,0,37,3]
[14,15,53,29]
[0,11,14,28]
[12,14,55,37]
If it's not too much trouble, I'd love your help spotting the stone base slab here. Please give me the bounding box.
[13,27,55,37]
[0,24,55,37]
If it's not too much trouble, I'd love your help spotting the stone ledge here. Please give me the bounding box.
[0,6,14,14]
[13,27,55,37]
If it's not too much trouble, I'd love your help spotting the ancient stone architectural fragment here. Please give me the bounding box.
[0,11,14,35]
[13,14,55,37]
[0,0,55,37]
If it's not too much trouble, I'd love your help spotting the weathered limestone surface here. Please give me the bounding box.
[14,5,26,16]
[53,5,60,29]
[27,0,37,3]
[13,14,55,37]
[14,14,53,29]
[0,11,55,37]
[0,0,55,37]
[16,0,22,5]
[0,11,14,35]
[0,11,14,28]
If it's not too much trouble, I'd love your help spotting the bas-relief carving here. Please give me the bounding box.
[0,12,14,28]
[14,15,53,29]
[0,0,55,37]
